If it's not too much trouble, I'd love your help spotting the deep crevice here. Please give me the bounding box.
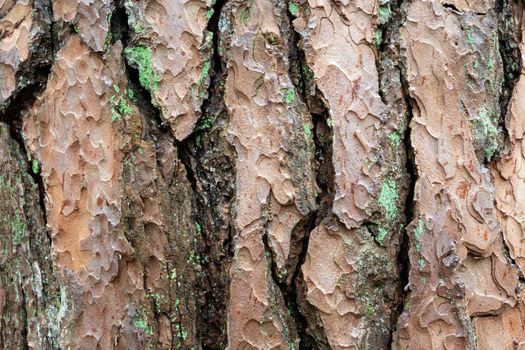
[176,0,234,348]
[494,0,525,279]
[282,2,335,348]
[388,0,416,344]
[0,64,52,226]
[496,0,522,146]
[261,204,318,350]
[392,70,417,337]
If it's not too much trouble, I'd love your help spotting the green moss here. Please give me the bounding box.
[285,88,295,104]
[170,268,177,280]
[378,178,398,220]
[418,258,426,268]
[206,8,214,20]
[31,159,39,174]
[288,2,299,16]
[125,46,159,92]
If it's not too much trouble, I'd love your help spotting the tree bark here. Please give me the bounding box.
[1,0,525,349]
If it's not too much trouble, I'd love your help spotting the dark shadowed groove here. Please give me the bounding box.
[392,60,416,347]
[0,80,50,225]
[0,0,55,225]
[496,0,522,143]
[115,1,181,346]
[389,0,416,345]
[176,0,235,348]
[494,0,525,284]
[0,2,56,347]
[284,1,334,348]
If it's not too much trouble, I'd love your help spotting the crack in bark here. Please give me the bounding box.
[494,0,524,281]
[175,0,235,348]
[0,0,55,230]
[0,3,56,346]
[388,0,417,344]
[116,2,196,347]
[496,0,522,144]
[0,84,50,224]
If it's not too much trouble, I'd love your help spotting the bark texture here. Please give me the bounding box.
[1,0,525,349]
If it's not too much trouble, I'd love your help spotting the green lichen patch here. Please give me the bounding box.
[31,159,39,174]
[126,87,135,101]
[11,214,26,245]
[388,131,402,146]
[303,124,312,139]
[132,310,153,336]
[418,258,426,268]
[465,27,475,45]
[375,30,382,47]
[125,46,160,92]
[414,219,426,252]
[175,323,189,341]
[375,227,388,246]
[170,267,177,280]
[284,88,295,104]
[240,8,250,26]
[206,8,214,20]
[378,178,398,220]
[199,60,211,84]
[110,92,133,121]
[196,114,214,132]
[471,105,500,161]
[128,12,145,34]
[187,250,201,265]
[288,2,299,16]
[378,5,392,25]
[195,221,202,234]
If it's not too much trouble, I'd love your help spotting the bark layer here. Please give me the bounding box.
[1,0,525,349]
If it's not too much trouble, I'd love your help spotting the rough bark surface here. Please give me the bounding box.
[1,0,525,349]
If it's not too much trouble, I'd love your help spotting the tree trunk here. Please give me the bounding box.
[1,0,525,349]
